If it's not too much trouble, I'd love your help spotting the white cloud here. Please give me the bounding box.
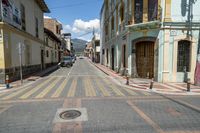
[62,24,72,33]
[62,18,100,40]
[72,19,100,33]
[44,15,52,19]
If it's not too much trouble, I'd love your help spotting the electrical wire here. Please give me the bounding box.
[49,0,102,10]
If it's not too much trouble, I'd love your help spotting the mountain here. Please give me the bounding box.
[72,38,88,55]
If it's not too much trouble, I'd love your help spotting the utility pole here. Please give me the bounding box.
[187,0,196,37]
[18,43,23,85]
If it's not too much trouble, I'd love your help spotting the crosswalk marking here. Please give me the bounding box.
[123,88,138,96]
[67,78,77,97]
[19,78,53,99]
[84,78,90,96]
[0,92,6,98]
[103,78,125,96]
[35,78,61,99]
[0,76,153,100]
[87,78,96,96]
[51,78,68,98]
[84,78,96,97]
[95,78,110,96]
[1,87,31,100]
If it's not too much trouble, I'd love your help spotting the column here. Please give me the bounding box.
[164,0,172,22]
[143,0,148,22]
[162,30,170,82]
[131,0,135,24]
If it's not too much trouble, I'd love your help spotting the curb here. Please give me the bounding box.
[91,61,200,96]
[0,65,58,94]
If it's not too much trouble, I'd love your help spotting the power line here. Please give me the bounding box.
[49,0,102,10]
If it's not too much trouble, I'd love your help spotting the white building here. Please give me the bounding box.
[0,0,50,83]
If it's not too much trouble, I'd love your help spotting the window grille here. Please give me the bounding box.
[177,40,191,72]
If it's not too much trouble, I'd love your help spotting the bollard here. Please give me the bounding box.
[149,78,154,89]
[126,76,129,85]
[187,79,191,92]
[5,75,10,89]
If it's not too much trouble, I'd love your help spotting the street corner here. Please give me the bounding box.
[148,82,200,96]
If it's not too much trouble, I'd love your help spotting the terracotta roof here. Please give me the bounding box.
[35,0,50,13]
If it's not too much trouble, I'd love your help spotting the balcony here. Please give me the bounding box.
[0,2,22,30]
[126,20,161,32]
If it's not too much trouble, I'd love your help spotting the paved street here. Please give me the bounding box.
[0,58,200,133]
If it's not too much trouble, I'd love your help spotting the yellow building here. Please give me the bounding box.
[0,0,49,83]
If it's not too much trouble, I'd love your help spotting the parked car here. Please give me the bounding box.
[60,56,73,67]
[71,56,76,63]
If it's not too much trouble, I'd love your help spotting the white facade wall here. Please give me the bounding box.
[171,0,200,22]
[12,0,44,40]
[0,0,48,83]
[10,33,42,67]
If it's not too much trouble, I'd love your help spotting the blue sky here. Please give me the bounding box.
[44,0,103,41]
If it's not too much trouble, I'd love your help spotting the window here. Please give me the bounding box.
[116,4,119,32]
[148,0,158,21]
[102,49,105,55]
[20,4,26,31]
[105,24,108,35]
[106,49,109,64]
[35,17,39,37]
[134,0,143,23]
[46,50,49,57]
[111,16,114,30]
[120,3,124,22]
[177,40,191,72]
[56,25,60,34]
[45,37,48,46]
[55,51,57,58]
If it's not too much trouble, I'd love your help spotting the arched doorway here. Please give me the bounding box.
[136,41,154,78]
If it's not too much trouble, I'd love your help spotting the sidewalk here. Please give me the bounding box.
[92,62,200,95]
[0,65,58,93]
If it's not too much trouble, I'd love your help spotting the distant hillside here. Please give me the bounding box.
[72,38,88,55]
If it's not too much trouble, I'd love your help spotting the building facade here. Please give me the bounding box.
[0,0,49,83]
[44,17,63,64]
[100,0,200,83]
[84,42,93,58]
[91,35,100,63]
[44,17,62,38]
[62,33,74,55]
[44,28,61,68]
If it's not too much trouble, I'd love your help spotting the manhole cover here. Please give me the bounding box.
[59,110,81,120]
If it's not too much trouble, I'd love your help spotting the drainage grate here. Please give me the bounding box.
[60,110,81,120]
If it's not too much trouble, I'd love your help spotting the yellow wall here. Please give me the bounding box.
[0,29,5,69]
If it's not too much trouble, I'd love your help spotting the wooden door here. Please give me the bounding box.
[136,41,154,78]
